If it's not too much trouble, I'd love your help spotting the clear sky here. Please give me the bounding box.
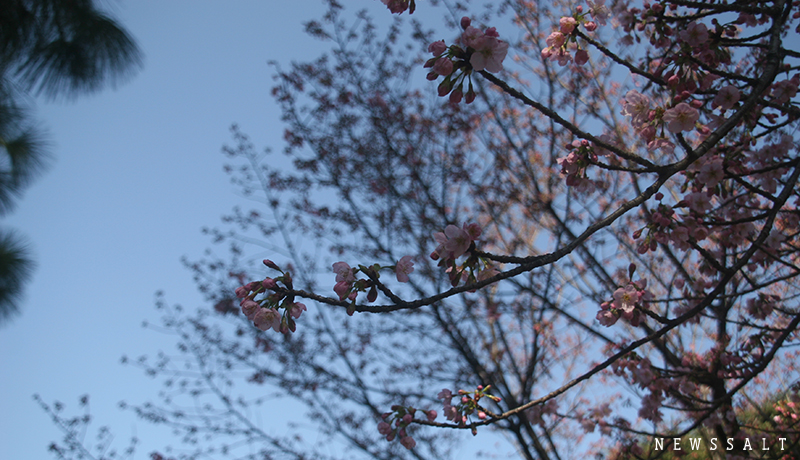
[0,1,395,458]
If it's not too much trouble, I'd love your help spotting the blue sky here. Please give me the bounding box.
[0,1,391,458]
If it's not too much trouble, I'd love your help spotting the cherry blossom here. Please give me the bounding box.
[612,284,639,314]
[678,21,709,48]
[661,102,699,133]
[587,0,609,25]
[712,85,740,111]
[253,307,281,332]
[559,17,578,35]
[395,255,415,282]
[469,35,509,73]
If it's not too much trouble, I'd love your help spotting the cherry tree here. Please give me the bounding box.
[58,0,800,459]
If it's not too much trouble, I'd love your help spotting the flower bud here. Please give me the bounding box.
[450,87,463,104]
[263,259,280,270]
[262,277,277,289]
[465,89,476,104]
[438,80,452,97]
[428,40,447,56]
[461,16,471,30]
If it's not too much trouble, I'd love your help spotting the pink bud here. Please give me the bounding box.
[461,16,471,29]
[263,259,280,270]
[449,88,463,103]
[433,57,453,76]
[465,90,476,104]
[574,50,589,66]
[262,278,277,289]
[438,80,451,97]
[428,40,447,56]
[584,21,597,32]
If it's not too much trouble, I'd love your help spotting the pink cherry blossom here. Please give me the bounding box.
[463,223,482,240]
[432,223,481,261]
[712,85,740,111]
[662,102,699,133]
[545,31,566,48]
[437,388,453,403]
[587,0,609,25]
[678,21,709,47]
[443,404,458,421]
[612,284,640,314]
[461,26,483,48]
[240,299,260,320]
[771,78,799,104]
[559,17,578,35]
[334,280,351,300]
[333,261,355,283]
[596,308,619,326]
[289,302,307,319]
[696,155,724,188]
[469,36,509,73]
[396,255,415,283]
[444,224,471,258]
[554,48,572,66]
[621,90,651,127]
[253,307,281,332]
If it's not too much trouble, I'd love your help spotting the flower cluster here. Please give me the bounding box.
[438,386,501,433]
[235,259,306,333]
[424,17,509,103]
[541,2,606,66]
[377,405,436,449]
[772,393,800,429]
[619,89,704,154]
[597,265,652,327]
[331,256,414,313]
[430,223,496,287]
[557,139,600,193]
